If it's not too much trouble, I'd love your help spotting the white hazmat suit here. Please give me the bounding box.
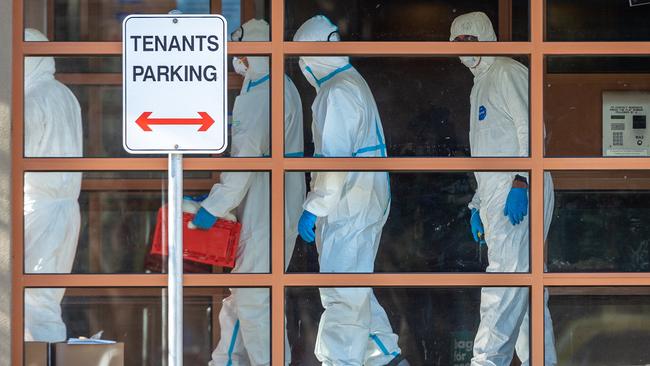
[294,15,405,366]
[204,19,305,366]
[23,28,83,342]
[450,12,557,366]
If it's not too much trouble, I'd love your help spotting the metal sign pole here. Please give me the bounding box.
[122,15,227,363]
[168,153,183,366]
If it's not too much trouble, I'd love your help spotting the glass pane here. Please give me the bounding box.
[24,56,269,158]
[548,287,650,365]
[287,287,531,365]
[24,287,270,365]
[285,0,529,41]
[546,171,650,272]
[285,56,530,158]
[286,171,533,273]
[546,0,650,41]
[24,0,270,42]
[545,55,650,157]
[24,171,269,274]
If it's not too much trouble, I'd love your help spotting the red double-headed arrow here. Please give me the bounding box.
[136,112,215,132]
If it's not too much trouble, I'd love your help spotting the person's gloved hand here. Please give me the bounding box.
[191,207,218,230]
[504,187,528,225]
[298,210,317,243]
[470,208,486,245]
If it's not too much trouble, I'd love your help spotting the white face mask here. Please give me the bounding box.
[460,56,481,69]
[232,57,248,76]
[298,58,319,89]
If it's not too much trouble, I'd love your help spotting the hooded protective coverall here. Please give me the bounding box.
[450,12,557,366]
[205,19,305,366]
[294,15,403,366]
[23,29,83,342]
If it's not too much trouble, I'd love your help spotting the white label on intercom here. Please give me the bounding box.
[602,91,650,156]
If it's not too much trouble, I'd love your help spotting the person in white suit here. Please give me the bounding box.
[23,28,83,342]
[450,11,557,366]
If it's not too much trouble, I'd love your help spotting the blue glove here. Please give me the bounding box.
[470,208,486,245]
[298,210,317,243]
[192,207,218,230]
[504,187,528,225]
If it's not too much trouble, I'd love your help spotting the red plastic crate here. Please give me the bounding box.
[150,206,241,268]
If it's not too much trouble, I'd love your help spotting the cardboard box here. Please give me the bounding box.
[53,343,124,366]
[24,342,124,366]
[24,342,48,366]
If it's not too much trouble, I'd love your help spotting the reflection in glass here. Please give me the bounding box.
[24,0,269,42]
[547,171,650,272]
[545,56,650,157]
[286,56,529,158]
[196,169,271,273]
[285,0,529,41]
[24,171,269,274]
[24,169,81,274]
[25,56,270,158]
[211,288,274,365]
[293,287,403,365]
[288,16,530,159]
[549,287,650,365]
[449,15,530,159]
[285,171,538,273]
[24,287,268,365]
[546,0,650,41]
[286,287,530,365]
[23,29,83,288]
[285,169,548,360]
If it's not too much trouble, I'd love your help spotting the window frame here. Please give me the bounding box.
[12,0,650,364]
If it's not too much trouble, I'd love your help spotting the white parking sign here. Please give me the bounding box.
[122,14,228,154]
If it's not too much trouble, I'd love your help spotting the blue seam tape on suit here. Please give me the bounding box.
[226,320,241,366]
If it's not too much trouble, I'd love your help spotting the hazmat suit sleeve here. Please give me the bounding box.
[468,191,481,211]
[303,87,360,216]
[502,66,530,181]
[501,68,529,158]
[303,172,348,217]
[200,106,268,218]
